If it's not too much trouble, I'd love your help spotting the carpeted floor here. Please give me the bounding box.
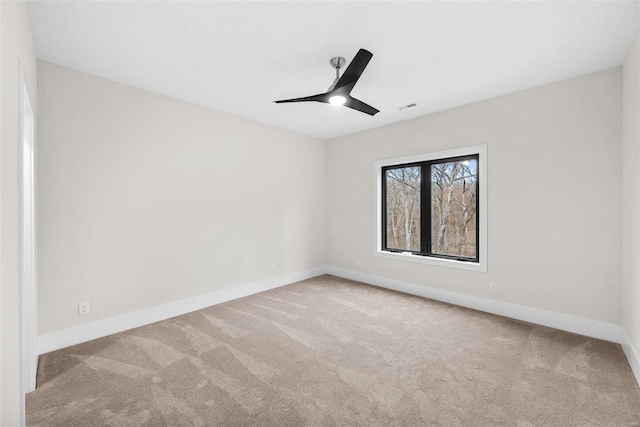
[27,275,640,426]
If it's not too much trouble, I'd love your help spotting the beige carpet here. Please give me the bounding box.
[27,275,640,426]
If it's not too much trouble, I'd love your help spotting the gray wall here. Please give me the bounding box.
[622,28,640,372]
[37,62,326,335]
[326,68,622,324]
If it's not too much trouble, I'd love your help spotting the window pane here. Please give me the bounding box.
[431,158,477,258]
[385,166,421,251]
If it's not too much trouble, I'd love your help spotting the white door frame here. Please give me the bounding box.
[21,65,37,397]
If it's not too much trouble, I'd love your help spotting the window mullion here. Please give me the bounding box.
[421,161,430,256]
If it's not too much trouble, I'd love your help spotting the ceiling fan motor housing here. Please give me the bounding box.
[330,57,346,69]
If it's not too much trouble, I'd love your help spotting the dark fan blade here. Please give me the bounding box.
[333,49,373,93]
[343,96,379,116]
[274,93,327,104]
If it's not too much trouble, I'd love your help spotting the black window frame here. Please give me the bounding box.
[381,154,480,263]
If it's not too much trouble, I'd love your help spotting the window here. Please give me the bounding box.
[374,145,487,272]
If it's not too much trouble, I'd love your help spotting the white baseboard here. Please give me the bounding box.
[622,333,640,388]
[39,263,635,388]
[37,266,328,355]
[325,266,626,345]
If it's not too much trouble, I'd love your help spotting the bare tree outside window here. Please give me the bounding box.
[381,154,479,262]
[385,166,421,251]
[430,159,477,258]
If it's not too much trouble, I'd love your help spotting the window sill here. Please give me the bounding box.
[374,250,487,272]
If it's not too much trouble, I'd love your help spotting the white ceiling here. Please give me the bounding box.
[28,1,638,140]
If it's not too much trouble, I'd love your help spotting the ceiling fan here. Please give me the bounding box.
[274,48,379,116]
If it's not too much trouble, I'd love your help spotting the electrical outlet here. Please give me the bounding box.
[490,282,498,292]
[355,259,361,266]
[270,264,276,273]
[78,301,90,316]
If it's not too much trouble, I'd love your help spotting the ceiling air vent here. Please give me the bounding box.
[398,103,417,111]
